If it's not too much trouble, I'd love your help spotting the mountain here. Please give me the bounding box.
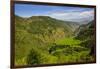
[75,20,96,56]
[75,20,95,40]
[15,15,80,65]
[15,15,95,65]
[15,15,79,43]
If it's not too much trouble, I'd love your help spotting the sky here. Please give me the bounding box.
[15,3,94,23]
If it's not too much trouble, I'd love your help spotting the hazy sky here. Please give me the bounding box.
[15,3,94,23]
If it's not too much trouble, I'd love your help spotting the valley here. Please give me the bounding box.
[15,15,95,65]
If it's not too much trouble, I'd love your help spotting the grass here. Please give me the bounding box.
[55,37,81,46]
[15,37,94,65]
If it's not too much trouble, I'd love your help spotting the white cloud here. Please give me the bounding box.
[47,9,94,24]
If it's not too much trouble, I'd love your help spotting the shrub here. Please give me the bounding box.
[27,48,41,65]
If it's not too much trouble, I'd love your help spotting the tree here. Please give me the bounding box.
[27,48,41,65]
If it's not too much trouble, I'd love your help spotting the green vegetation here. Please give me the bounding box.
[75,20,96,56]
[55,37,81,45]
[15,15,95,66]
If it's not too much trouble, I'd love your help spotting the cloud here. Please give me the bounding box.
[47,9,94,24]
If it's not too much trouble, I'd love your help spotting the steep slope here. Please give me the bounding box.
[75,20,96,56]
[16,15,79,43]
[75,20,95,40]
[26,16,79,37]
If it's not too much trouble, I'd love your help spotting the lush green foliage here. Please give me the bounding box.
[15,15,95,65]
